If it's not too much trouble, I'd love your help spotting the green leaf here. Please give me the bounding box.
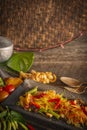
[7,52,34,72]
[0,77,4,86]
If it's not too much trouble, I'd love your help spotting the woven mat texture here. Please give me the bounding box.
[0,0,87,50]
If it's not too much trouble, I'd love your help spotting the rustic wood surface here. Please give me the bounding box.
[30,33,87,130]
[0,33,87,130]
[31,33,87,85]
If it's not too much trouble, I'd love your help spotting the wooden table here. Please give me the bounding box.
[29,33,87,130]
[31,33,87,83]
[0,33,87,130]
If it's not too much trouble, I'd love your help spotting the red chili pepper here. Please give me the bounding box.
[33,93,47,98]
[81,106,87,116]
[24,105,30,109]
[69,100,76,105]
[48,98,60,102]
[31,102,40,109]
[54,100,60,109]
[27,124,35,130]
[48,98,60,109]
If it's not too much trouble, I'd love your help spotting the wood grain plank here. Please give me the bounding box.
[30,34,87,82]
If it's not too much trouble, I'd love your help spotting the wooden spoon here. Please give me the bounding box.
[60,77,87,94]
[60,77,82,88]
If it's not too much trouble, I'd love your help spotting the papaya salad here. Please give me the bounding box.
[18,87,87,128]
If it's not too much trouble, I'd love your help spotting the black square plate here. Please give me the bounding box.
[1,79,87,130]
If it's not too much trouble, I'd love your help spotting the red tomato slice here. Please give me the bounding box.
[3,84,15,94]
[0,91,9,102]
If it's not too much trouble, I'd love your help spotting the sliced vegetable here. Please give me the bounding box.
[0,77,4,86]
[27,124,35,130]
[54,100,60,110]
[48,98,60,102]
[18,122,28,130]
[10,110,25,123]
[27,86,38,94]
[3,84,15,94]
[81,106,87,116]
[33,93,47,98]
[69,100,76,105]
[0,106,35,130]
[0,91,9,102]
[18,87,87,128]
[0,110,7,118]
[48,109,60,119]
[7,52,34,72]
[5,77,23,88]
[48,98,60,109]
[31,102,40,109]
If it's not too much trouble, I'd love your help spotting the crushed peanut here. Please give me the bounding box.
[20,70,57,84]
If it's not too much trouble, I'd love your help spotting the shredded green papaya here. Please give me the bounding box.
[18,87,87,128]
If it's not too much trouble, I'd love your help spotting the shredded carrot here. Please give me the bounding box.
[18,87,87,127]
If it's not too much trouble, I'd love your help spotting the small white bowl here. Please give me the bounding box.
[0,36,13,62]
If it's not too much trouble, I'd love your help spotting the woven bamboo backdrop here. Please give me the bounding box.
[0,0,87,51]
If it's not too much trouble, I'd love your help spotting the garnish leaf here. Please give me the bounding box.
[7,52,34,72]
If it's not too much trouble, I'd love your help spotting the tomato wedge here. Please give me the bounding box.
[0,91,9,102]
[0,87,3,91]
[3,84,15,94]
